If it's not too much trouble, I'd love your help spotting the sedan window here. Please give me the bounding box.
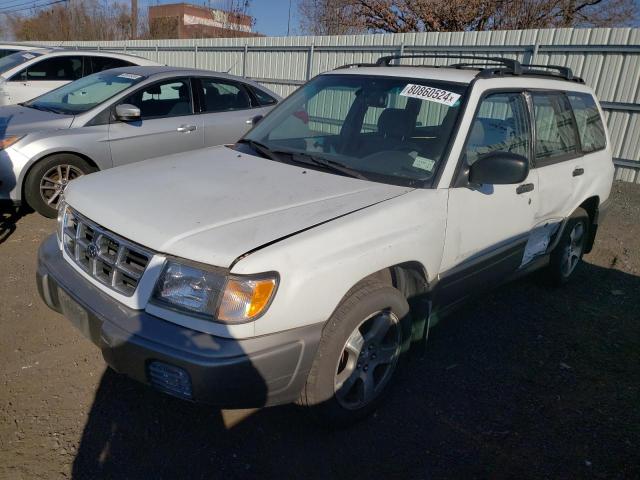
[122,79,193,119]
[200,78,251,112]
[24,70,145,115]
[15,56,83,81]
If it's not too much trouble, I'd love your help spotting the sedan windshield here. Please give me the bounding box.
[243,74,467,186]
[24,70,145,115]
[0,51,42,74]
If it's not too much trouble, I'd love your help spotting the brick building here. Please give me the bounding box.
[149,3,258,39]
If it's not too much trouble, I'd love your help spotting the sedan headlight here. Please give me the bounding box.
[0,135,24,150]
[151,260,278,324]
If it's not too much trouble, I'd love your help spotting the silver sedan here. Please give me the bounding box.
[0,66,280,217]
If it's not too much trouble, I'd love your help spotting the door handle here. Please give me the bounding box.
[516,183,535,194]
[572,167,584,177]
[177,125,196,133]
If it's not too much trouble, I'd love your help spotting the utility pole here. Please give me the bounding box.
[131,0,138,39]
[287,0,291,36]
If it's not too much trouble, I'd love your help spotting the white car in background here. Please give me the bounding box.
[0,43,40,58]
[0,48,159,105]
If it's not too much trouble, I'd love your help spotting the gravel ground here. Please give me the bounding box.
[1,181,639,480]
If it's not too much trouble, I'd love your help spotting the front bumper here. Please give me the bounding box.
[37,234,322,407]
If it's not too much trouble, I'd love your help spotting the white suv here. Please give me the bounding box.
[37,55,614,425]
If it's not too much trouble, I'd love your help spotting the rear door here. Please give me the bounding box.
[195,77,273,147]
[108,77,204,167]
[530,91,584,225]
[439,91,538,306]
[5,54,83,103]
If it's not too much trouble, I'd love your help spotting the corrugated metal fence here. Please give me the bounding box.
[36,27,640,182]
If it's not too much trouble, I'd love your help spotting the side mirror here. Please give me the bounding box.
[249,114,263,126]
[469,151,529,185]
[115,103,141,122]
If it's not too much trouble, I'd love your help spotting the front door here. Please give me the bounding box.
[439,91,538,306]
[108,78,203,167]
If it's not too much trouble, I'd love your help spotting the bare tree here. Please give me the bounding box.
[298,0,639,34]
[9,0,138,41]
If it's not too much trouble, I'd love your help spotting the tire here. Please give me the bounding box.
[300,280,412,427]
[24,154,97,218]
[547,207,590,286]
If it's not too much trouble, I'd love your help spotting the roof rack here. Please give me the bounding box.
[340,54,583,83]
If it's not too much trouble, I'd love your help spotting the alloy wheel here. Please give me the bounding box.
[334,310,401,410]
[39,164,84,208]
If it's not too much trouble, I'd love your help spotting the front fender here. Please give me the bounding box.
[231,189,448,336]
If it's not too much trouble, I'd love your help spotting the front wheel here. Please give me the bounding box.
[24,154,97,218]
[547,207,590,285]
[300,281,411,427]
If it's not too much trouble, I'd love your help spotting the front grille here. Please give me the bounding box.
[62,208,152,296]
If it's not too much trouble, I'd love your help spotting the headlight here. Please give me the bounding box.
[56,200,67,245]
[151,260,278,324]
[0,135,23,150]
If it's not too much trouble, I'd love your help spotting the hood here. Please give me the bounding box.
[65,146,413,267]
[0,105,73,137]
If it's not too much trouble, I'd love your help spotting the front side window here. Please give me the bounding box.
[24,70,146,115]
[122,78,192,119]
[567,92,606,153]
[14,55,83,81]
[532,93,580,162]
[244,74,467,186]
[200,78,251,112]
[464,92,530,165]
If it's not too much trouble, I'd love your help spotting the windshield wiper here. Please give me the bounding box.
[238,139,280,160]
[288,152,369,181]
[239,140,368,180]
[19,102,63,115]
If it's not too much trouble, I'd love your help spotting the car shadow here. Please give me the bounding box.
[70,261,640,479]
[0,204,30,245]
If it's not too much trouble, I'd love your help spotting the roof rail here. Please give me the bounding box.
[521,63,574,80]
[374,54,523,74]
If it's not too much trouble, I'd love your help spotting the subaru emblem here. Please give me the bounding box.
[86,243,99,259]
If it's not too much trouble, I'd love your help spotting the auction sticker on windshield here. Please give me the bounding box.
[400,84,461,107]
[117,73,142,80]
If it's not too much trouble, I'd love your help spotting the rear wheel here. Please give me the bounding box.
[547,207,590,285]
[300,281,411,427]
[24,154,96,218]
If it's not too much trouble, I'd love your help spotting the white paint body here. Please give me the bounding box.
[0,49,159,106]
[61,68,615,340]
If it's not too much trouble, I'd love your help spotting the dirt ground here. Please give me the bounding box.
[1,182,639,480]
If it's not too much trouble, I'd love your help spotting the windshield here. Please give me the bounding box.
[0,51,42,74]
[244,74,467,186]
[24,70,145,115]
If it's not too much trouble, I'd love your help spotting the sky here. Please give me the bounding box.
[141,0,301,37]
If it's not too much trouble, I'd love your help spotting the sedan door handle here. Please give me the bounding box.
[573,167,584,177]
[177,125,197,133]
[516,183,535,194]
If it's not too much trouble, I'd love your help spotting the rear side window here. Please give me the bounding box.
[88,56,135,74]
[200,78,251,112]
[567,93,606,153]
[14,56,83,81]
[532,93,580,162]
[251,86,277,106]
[465,92,531,165]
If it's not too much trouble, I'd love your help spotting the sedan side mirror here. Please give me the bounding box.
[469,151,529,185]
[246,114,263,126]
[115,104,141,122]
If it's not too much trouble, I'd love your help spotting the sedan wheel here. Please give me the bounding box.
[39,164,84,208]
